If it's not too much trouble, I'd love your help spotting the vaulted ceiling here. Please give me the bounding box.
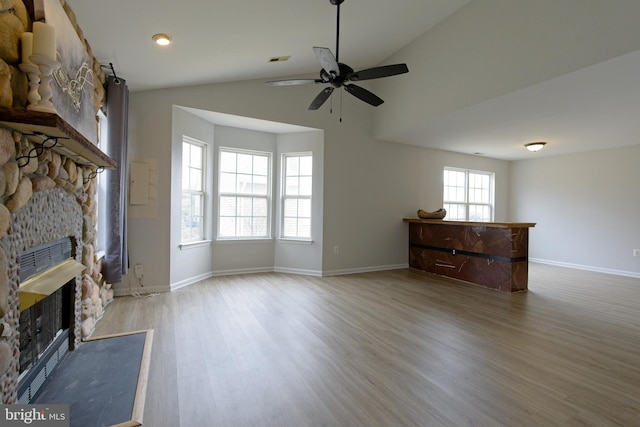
[66,0,469,92]
[66,0,640,161]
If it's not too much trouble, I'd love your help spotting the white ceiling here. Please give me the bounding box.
[66,0,640,161]
[390,49,640,160]
[66,0,470,92]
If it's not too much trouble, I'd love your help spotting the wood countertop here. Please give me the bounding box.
[403,218,536,228]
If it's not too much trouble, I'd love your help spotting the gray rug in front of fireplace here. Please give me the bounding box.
[32,330,153,427]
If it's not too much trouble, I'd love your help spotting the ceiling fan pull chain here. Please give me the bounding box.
[330,91,334,114]
[339,88,342,122]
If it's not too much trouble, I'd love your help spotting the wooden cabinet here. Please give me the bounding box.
[404,219,535,292]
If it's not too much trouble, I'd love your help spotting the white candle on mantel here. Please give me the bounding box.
[32,22,57,61]
[21,32,34,65]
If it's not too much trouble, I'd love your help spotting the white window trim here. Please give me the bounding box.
[280,152,313,241]
[179,240,212,250]
[278,238,314,245]
[96,109,108,253]
[443,166,495,222]
[217,147,273,240]
[181,136,207,244]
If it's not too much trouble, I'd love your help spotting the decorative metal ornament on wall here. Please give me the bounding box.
[15,133,60,168]
[52,61,94,113]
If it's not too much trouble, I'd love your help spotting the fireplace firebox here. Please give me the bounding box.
[18,283,71,375]
[16,237,81,403]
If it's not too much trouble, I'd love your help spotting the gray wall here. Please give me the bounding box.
[170,106,215,288]
[274,131,325,275]
[118,79,511,293]
[510,145,640,276]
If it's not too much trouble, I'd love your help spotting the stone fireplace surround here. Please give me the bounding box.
[0,143,114,403]
[0,0,114,403]
[5,188,82,396]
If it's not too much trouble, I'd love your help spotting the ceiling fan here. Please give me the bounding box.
[266,0,409,111]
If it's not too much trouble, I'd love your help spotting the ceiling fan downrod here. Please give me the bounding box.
[334,0,342,62]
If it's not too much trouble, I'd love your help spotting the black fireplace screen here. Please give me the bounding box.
[18,237,74,375]
[18,284,71,374]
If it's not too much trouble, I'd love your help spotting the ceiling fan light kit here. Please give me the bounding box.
[266,0,409,111]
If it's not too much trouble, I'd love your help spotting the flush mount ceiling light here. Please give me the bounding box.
[152,33,172,46]
[525,142,547,152]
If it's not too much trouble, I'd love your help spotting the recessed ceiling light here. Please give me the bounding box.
[525,142,547,152]
[152,33,172,46]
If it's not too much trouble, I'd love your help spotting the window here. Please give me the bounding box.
[96,109,108,254]
[282,153,312,239]
[218,149,271,239]
[443,167,494,221]
[181,137,206,242]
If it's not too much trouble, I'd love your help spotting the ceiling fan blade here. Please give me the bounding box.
[347,63,409,81]
[344,84,384,107]
[313,47,340,76]
[309,87,335,110]
[266,79,321,86]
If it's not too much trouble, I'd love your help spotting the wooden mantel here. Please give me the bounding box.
[0,107,116,170]
[403,218,536,292]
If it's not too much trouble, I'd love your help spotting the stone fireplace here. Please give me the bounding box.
[0,182,113,403]
[0,0,117,403]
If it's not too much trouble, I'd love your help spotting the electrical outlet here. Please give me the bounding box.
[134,263,144,279]
[633,249,640,257]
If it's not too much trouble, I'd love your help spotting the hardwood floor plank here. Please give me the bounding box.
[92,264,640,426]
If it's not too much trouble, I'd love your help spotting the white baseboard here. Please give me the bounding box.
[530,258,640,279]
[210,267,275,277]
[115,264,410,295]
[273,267,323,276]
[209,264,408,278]
[113,284,168,297]
[111,260,637,296]
[322,263,408,277]
[170,271,215,291]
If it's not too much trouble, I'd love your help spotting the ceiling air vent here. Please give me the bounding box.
[268,56,291,63]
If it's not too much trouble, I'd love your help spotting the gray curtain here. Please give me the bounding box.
[103,76,129,283]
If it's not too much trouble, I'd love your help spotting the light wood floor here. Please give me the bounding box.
[92,264,640,427]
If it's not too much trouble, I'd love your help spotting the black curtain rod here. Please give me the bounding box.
[100,62,120,84]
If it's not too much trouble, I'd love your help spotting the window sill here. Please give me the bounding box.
[179,240,212,250]
[278,238,313,245]
[215,238,273,244]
